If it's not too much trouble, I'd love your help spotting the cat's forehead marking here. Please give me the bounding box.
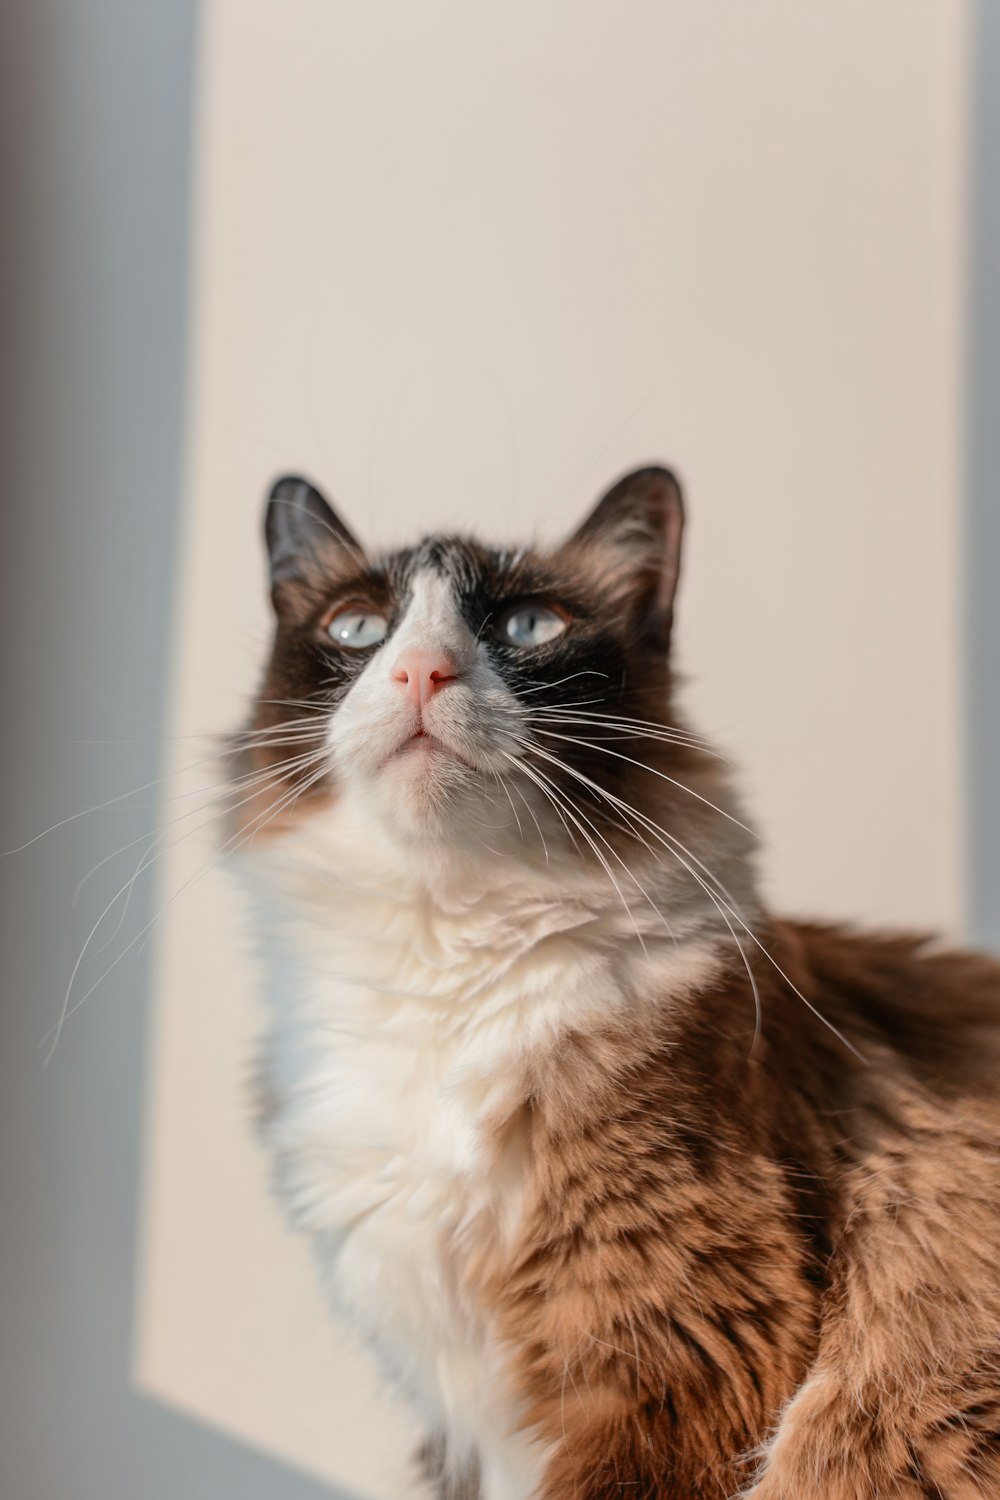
[400,567,460,626]
[404,535,484,594]
[387,534,524,598]
[384,568,476,660]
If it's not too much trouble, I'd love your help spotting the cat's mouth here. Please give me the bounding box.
[393,729,476,771]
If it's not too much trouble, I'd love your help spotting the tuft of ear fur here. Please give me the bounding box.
[264,474,364,587]
[568,465,685,643]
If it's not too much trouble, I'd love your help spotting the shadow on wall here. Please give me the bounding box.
[0,2,343,1497]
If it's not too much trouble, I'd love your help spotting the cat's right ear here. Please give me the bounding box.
[264,475,365,613]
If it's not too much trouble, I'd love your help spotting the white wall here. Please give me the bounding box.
[137,3,970,1494]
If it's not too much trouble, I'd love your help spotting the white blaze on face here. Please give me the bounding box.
[386,569,472,671]
[328,569,526,833]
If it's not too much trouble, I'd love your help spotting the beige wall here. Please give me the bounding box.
[136,2,970,1492]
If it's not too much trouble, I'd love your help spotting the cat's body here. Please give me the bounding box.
[236,470,1000,1498]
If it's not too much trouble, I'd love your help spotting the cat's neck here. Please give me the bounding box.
[237,784,765,980]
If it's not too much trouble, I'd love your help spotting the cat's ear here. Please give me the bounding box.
[568,466,684,641]
[264,475,365,606]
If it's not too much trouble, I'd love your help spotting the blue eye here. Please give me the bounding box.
[326,608,388,649]
[497,603,567,648]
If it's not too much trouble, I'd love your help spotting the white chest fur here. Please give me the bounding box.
[241,814,719,1500]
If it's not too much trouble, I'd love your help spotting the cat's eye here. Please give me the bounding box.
[326,607,388,650]
[495,602,568,648]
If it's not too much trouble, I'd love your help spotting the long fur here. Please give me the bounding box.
[232,469,1000,1499]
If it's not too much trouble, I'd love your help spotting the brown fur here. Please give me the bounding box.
[464,924,1000,1499]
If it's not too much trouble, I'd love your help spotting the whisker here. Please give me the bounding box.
[42,747,332,1062]
[531,730,754,835]
[2,722,329,860]
[528,704,706,730]
[526,708,723,756]
[43,760,333,1061]
[235,722,328,740]
[508,774,551,867]
[494,772,525,846]
[518,696,611,712]
[523,745,861,1061]
[515,749,677,944]
[528,719,728,762]
[513,671,610,696]
[507,754,653,957]
[71,745,330,907]
[253,698,336,715]
[0,746,244,858]
[77,828,163,962]
[516,758,583,860]
[522,741,761,1050]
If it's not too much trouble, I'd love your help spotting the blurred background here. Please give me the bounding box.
[1,3,997,1497]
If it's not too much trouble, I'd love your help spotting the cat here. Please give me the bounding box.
[232,466,1000,1500]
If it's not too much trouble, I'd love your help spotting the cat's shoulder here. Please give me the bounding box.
[776,917,1000,1095]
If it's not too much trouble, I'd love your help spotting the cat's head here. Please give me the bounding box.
[239,467,722,865]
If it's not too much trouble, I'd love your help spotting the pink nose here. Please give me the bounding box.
[392,649,460,708]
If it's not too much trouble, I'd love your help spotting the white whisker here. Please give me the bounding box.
[506,754,652,958]
[520,741,861,1061]
[42,746,332,1062]
[531,730,754,835]
[513,670,610,696]
[508,774,551,867]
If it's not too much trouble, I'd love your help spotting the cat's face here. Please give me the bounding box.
[242,467,703,857]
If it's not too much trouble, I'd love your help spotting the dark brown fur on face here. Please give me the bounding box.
[249,468,1000,1499]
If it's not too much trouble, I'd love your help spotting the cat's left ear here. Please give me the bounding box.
[567,466,684,642]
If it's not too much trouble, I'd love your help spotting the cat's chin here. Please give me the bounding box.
[364,736,488,843]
